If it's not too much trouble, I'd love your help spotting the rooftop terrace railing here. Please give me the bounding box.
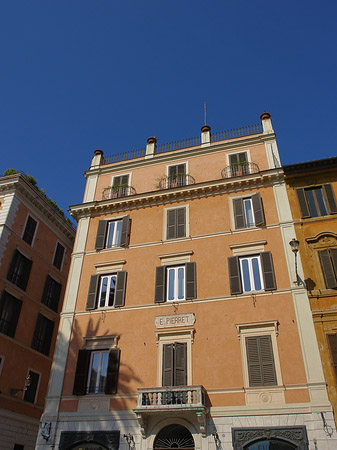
[102,147,146,165]
[211,123,262,143]
[156,136,201,154]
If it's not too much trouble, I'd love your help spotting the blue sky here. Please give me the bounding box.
[1,1,336,223]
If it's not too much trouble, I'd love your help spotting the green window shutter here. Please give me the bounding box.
[105,348,120,394]
[174,342,187,386]
[246,336,277,387]
[155,266,166,303]
[319,250,337,289]
[296,188,311,218]
[95,221,108,250]
[228,256,242,294]
[185,262,196,299]
[162,344,174,386]
[323,184,337,215]
[120,215,130,247]
[260,252,277,291]
[167,209,177,239]
[233,198,245,229]
[73,349,91,395]
[86,275,100,310]
[176,208,186,238]
[327,334,337,380]
[114,271,127,307]
[252,193,265,226]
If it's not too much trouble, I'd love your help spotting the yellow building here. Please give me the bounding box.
[37,115,335,449]
[284,158,337,425]
[0,173,75,449]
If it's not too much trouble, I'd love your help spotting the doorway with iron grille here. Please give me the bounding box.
[154,424,194,450]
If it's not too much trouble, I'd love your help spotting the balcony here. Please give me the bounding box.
[221,162,260,179]
[158,174,196,190]
[102,184,136,200]
[134,386,208,437]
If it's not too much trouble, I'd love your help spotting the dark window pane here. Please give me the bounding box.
[305,189,318,217]
[0,291,22,337]
[53,243,65,269]
[31,314,54,356]
[23,370,39,403]
[315,188,328,216]
[22,216,37,245]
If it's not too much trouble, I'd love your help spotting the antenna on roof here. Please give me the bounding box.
[204,101,207,125]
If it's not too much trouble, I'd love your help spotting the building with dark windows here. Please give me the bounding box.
[37,115,336,450]
[0,173,75,449]
[284,157,337,425]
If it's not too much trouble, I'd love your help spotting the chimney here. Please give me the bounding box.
[145,137,157,159]
[260,112,274,134]
[90,149,104,169]
[201,125,211,147]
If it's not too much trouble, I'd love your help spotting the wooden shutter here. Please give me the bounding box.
[41,276,62,311]
[252,193,265,226]
[185,262,196,299]
[176,208,186,238]
[155,266,166,303]
[7,250,19,283]
[246,336,277,387]
[51,279,62,312]
[260,252,277,291]
[0,291,22,338]
[73,349,91,395]
[228,256,242,294]
[86,275,100,310]
[105,348,120,394]
[323,184,337,215]
[319,249,337,289]
[95,221,108,250]
[114,271,127,307]
[327,334,337,380]
[162,344,174,386]
[174,343,187,386]
[233,198,245,229]
[23,216,37,245]
[167,209,177,239]
[21,257,32,290]
[32,314,54,356]
[296,188,310,218]
[41,275,52,306]
[120,215,130,247]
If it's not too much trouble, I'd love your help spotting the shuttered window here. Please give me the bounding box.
[112,175,129,197]
[41,275,62,311]
[168,164,186,188]
[296,185,337,218]
[229,152,249,176]
[73,348,120,395]
[86,271,127,310]
[246,335,277,387]
[95,216,130,250]
[31,314,54,356]
[319,248,337,289]
[155,263,196,303]
[22,215,37,245]
[327,334,337,380]
[228,252,276,294]
[167,208,186,240]
[162,343,187,386]
[7,250,32,291]
[0,291,22,338]
[233,194,265,229]
[53,243,65,270]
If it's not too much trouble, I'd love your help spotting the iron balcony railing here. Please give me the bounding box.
[102,148,146,165]
[221,162,260,179]
[136,386,206,409]
[158,174,196,190]
[156,136,201,154]
[102,185,136,200]
[211,123,262,143]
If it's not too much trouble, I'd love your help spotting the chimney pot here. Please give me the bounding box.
[94,149,104,156]
[260,112,271,120]
[201,125,211,133]
[147,137,157,145]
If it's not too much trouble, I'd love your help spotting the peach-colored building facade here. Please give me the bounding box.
[284,158,337,425]
[38,115,335,449]
[0,174,75,449]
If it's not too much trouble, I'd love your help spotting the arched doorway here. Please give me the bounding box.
[245,439,296,449]
[154,424,195,450]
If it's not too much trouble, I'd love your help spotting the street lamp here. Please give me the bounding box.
[289,238,300,284]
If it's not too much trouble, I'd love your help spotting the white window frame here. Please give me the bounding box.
[52,241,65,271]
[239,254,264,292]
[166,162,189,187]
[111,172,132,194]
[156,330,193,387]
[97,273,117,308]
[166,265,186,302]
[106,219,123,248]
[86,349,109,395]
[163,204,189,241]
[22,214,39,247]
[226,149,251,166]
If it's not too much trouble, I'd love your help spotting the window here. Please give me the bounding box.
[229,152,249,176]
[7,250,32,290]
[23,370,40,403]
[228,252,276,294]
[14,444,24,450]
[246,336,277,387]
[319,248,337,289]
[168,164,186,188]
[166,208,186,240]
[112,174,129,197]
[73,348,120,395]
[22,215,37,246]
[327,334,337,380]
[0,291,22,337]
[232,193,265,229]
[296,184,337,218]
[41,275,62,311]
[155,263,196,303]
[95,216,130,250]
[0,355,4,375]
[53,242,65,270]
[31,314,54,356]
[162,342,187,386]
[86,271,127,310]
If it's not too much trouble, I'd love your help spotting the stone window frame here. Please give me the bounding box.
[306,232,337,292]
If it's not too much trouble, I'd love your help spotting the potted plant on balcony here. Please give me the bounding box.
[102,184,135,200]
[231,161,249,176]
